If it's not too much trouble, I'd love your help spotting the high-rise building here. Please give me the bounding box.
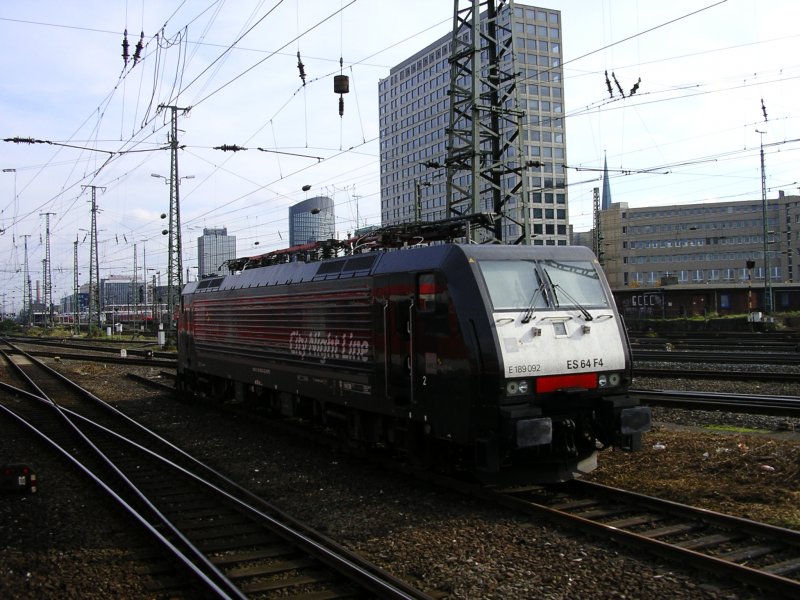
[289,196,335,246]
[379,3,568,244]
[198,227,237,277]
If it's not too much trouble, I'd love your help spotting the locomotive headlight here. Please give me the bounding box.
[598,373,622,388]
[506,380,530,396]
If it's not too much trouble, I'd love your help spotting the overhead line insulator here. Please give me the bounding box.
[297,51,306,85]
[122,29,129,65]
[605,70,613,98]
[612,72,625,98]
[334,57,349,118]
[213,144,247,152]
[133,31,144,64]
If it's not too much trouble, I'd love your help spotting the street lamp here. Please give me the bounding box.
[151,173,195,184]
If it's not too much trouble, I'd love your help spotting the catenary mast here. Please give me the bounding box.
[445,0,532,244]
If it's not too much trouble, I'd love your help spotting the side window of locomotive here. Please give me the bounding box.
[417,272,450,336]
[417,273,436,313]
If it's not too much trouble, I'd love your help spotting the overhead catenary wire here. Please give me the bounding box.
[2,1,799,296]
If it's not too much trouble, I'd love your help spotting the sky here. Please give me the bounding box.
[0,0,798,311]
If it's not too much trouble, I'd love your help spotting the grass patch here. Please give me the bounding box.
[703,424,771,434]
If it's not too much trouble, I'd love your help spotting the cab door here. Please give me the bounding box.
[375,273,413,408]
[409,271,452,415]
[377,271,452,418]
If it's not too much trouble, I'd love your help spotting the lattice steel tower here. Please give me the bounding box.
[73,237,79,334]
[592,186,602,263]
[159,104,190,332]
[21,234,32,326]
[83,185,104,332]
[40,211,55,327]
[445,0,533,244]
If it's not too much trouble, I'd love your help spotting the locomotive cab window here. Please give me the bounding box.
[478,259,609,311]
[540,260,609,308]
[478,260,545,311]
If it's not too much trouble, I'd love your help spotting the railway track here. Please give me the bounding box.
[481,479,800,599]
[630,331,800,366]
[632,348,800,365]
[6,333,168,352]
[0,341,430,599]
[4,335,175,363]
[17,349,176,368]
[630,389,800,418]
[629,331,800,350]
[634,366,800,383]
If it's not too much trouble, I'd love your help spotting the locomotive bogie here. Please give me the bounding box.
[177,243,650,483]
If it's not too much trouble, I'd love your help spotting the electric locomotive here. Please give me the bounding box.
[176,220,650,482]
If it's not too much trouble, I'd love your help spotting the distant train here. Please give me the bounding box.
[176,222,650,482]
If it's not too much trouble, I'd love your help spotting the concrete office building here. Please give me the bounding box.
[101,276,141,308]
[289,196,335,246]
[597,193,800,290]
[379,3,568,244]
[198,227,237,277]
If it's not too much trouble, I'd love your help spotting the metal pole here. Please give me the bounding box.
[158,104,190,335]
[756,129,772,315]
[414,183,421,223]
[73,238,79,335]
[82,185,105,332]
[41,212,56,328]
[133,243,138,335]
[414,182,431,223]
[21,234,31,326]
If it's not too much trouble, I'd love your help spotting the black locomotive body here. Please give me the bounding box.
[176,243,650,482]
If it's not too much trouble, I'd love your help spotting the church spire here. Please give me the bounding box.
[601,152,612,210]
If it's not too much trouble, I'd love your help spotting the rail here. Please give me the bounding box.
[0,341,431,599]
[629,388,800,418]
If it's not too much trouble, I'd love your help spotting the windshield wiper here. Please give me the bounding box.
[521,281,547,323]
[551,284,594,321]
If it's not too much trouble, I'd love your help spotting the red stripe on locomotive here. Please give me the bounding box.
[535,372,598,393]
